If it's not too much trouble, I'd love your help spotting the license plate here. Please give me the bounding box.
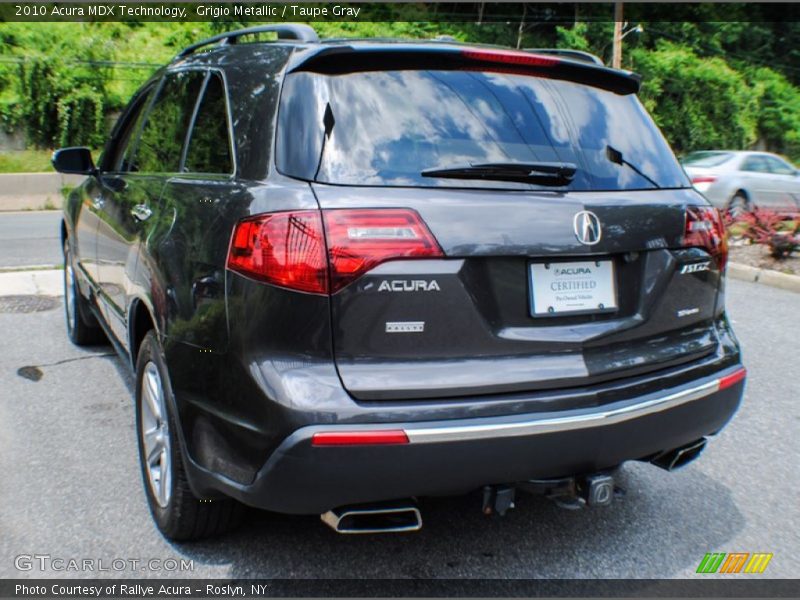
[529,260,617,317]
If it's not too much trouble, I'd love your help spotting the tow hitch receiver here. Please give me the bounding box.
[519,473,623,510]
[481,485,516,516]
[585,473,615,506]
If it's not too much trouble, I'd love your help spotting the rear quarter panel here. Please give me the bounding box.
[153,176,339,484]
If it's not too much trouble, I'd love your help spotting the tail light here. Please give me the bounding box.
[690,176,717,185]
[690,175,717,193]
[324,209,443,293]
[684,206,728,270]
[227,210,328,294]
[227,208,443,294]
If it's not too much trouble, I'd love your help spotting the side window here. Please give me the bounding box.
[132,70,205,173]
[184,73,234,174]
[765,156,796,176]
[104,87,153,173]
[740,156,769,173]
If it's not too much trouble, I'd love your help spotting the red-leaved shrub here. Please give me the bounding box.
[735,208,800,259]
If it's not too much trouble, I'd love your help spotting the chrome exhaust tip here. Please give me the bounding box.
[651,438,707,471]
[321,502,422,534]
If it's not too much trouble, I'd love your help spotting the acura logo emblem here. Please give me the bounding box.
[573,210,602,245]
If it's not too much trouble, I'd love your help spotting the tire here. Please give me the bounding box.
[63,239,106,346]
[728,192,752,218]
[135,331,245,541]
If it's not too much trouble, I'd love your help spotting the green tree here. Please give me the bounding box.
[630,42,759,155]
[747,67,800,161]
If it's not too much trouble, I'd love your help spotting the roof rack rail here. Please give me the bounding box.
[524,48,604,66]
[177,24,319,59]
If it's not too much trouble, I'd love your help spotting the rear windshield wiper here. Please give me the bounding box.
[421,162,576,186]
[606,146,661,189]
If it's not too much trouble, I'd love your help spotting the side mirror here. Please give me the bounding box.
[52,147,96,176]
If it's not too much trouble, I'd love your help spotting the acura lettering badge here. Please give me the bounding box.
[573,211,602,245]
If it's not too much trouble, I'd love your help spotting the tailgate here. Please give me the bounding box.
[315,185,722,401]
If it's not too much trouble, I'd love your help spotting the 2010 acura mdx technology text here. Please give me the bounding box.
[54,25,746,540]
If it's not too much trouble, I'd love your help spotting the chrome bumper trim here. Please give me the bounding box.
[404,379,721,444]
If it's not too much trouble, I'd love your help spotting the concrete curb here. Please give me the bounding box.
[0,172,84,211]
[0,268,63,297]
[0,263,62,273]
[727,262,800,294]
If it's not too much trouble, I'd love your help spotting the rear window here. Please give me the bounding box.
[682,151,734,168]
[276,70,689,191]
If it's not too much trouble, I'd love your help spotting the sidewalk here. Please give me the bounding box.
[0,268,62,296]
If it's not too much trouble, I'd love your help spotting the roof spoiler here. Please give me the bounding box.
[290,46,641,95]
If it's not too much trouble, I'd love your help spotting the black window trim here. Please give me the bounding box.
[100,80,159,174]
[137,66,202,176]
[178,70,210,172]
[179,68,237,178]
[117,66,237,178]
[110,74,170,175]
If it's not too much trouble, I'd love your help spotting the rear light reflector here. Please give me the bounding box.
[691,176,717,193]
[719,368,746,391]
[311,430,409,446]
[227,210,328,294]
[683,206,728,271]
[691,176,717,185]
[461,49,560,68]
[324,209,444,292]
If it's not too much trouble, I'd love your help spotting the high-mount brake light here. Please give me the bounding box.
[324,209,444,293]
[683,206,728,271]
[227,210,328,294]
[461,49,560,68]
[227,209,443,294]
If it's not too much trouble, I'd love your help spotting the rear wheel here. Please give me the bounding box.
[728,192,752,218]
[135,331,244,540]
[63,240,106,346]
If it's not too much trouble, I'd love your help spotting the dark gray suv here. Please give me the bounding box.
[54,25,746,540]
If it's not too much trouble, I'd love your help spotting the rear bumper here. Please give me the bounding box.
[189,366,745,514]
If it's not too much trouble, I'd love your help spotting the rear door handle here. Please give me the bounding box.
[131,204,152,221]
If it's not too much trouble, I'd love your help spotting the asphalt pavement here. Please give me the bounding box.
[0,211,63,268]
[0,279,797,581]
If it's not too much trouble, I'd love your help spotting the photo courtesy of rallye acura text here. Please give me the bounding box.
[55,24,746,540]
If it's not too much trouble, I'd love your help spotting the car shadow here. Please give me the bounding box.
[168,463,744,580]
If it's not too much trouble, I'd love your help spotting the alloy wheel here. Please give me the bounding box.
[63,258,76,333]
[140,361,172,508]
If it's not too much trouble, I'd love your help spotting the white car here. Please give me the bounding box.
[682,151,800,215]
